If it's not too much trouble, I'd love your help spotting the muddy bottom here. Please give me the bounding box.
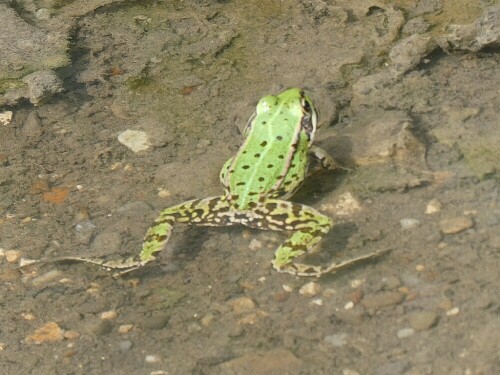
[0,1,499,375]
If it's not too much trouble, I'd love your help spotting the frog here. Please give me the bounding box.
[43,88,389,276]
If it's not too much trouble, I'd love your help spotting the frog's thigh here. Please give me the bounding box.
[246,199,333,268]
[309,145,336,170]
[140,196,233,263]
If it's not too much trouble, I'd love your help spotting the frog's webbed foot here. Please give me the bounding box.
[273,248,392,277]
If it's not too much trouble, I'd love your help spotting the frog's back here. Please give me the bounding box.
[225,90,311,209]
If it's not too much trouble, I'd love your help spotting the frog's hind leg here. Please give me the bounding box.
[139,196,233,267]
[44,196,232,275]
[248,199,389,277]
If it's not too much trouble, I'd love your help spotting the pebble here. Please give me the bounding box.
[118,324,134,333]
[0,110,13,125]
[332,309,365,325]
[446,307,460,316]
[248,238,263,251]
[85,319,112,336]
[200,313,214,326]
[400,218,421,230]
[118,340,133,352]
[4,250,21,263]
[343,370,360,375]
[299,281,321,297]
[425,198,442,214]
[63,330,80,340]
[407,310,439,331]
[397,327,415,339]
[22,70,63,105]
[145,354,161,363]
[324,333,348,348]
[100,311,118,320]
[25,322,64,344]
[117,129,151,152]
[439,216,474,234]
[31,270,64,287]
[228,297,256,314]
[143,314,170,330]
[334,192,362,216]
[361,291,405,310]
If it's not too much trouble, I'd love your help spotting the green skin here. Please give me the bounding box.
[55,89,389,276]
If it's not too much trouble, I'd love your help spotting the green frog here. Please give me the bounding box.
[49,88,389,276]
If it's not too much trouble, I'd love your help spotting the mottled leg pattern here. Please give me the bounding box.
[43,196,233,275]
[241,198,389,277]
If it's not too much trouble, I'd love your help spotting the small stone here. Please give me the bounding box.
[35,8,51,20]
[350,279,365,288]
[407,311,438,331]
[343,369,360,375]
[26,322,64,344]
[31,270,65,287]
[248,238,263,251]
[324,333,348,348]
[0,268,20,282]
[333,309,365,325]
[381,276,401,289]
[397,327,415,339]
[85,319,112,336]
[22,70,63,105]
[4,250,21,263]
[334,192,362,216]
[415,264,425,272]
[216,349,302,373]
[425,198,442,214]
[229,297,256,314]
[145,354,161,363]
[299,282,321,297]
[237,310,269,325]
[142,314,170,330]
[439,217,474,234]
[200,313,214,326]
[118,324,134,333]
[0,111,13,125]
[282,284,293,292]
[63,330,80,340]
[446,307,460,316]
[118,130,151,152]
[344,301,354,310]
[118,340,133,352]
[100,311,118,320]
[362,291,405,310]
[345,289,364,304]
[400,218,421,230]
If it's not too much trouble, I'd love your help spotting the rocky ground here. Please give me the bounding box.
[0,1,499,374]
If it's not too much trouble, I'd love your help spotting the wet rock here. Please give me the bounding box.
[397,327,415,339]
[117,129,151,153]
[407,310,439,331]
[324,333,348,348]
[362,291,405,310]
[345,110,427,169]
[31,270,64,287]
[228,297,256,314]
[400,218,421,230]
[425,198,442,214]
[333,192,362,216]
[22,70,63,105]
[26,322,64,344]
[74,220,96,245]
[0,111,13,125]
[439,217,474,234]
[84,319,112,336]
[142,314,170,330]
[436,5,500,52]
[4,250,21,263]
[216,348,303,375]
[0,4,68,106]
[299,282,321,297]
[118,340,133,352]
[332,309,365,325]
[389,34,436,76]
[100,311,118,320]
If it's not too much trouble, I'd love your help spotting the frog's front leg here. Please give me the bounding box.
[309,145,336,170]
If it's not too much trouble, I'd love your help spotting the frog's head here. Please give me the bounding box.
[254,88,317,142]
